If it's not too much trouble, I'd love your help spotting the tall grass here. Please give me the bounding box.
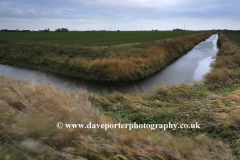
[0,75,235,160]
[205,34,240,89]
[0,32,214,81]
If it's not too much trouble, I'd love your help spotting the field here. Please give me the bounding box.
[1,34,240,159]
[0,31,202,46]
[223,31,240,45]
[0,31,213,81]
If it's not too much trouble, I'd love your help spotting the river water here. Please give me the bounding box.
[0,34,219,94]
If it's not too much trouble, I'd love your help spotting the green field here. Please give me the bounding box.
[223,31,240,44]
[0,32,213,81]
[0,31,202,46]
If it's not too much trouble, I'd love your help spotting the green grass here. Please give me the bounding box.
[223,31,240,44]
[0,31,202,46]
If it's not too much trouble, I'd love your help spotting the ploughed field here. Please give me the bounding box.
[0,31,202,46]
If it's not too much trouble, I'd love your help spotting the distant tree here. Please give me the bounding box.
[55,28,69,32]
[173,28,184,31]
[44,28,50,32]
[21,30,31,32]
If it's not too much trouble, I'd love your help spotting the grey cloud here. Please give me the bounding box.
[1,0,239,20]
[0,0,239,30]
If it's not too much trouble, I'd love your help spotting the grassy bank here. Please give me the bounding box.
[0,76,236,160]
[1,33,240,159]
[0,32,214,82]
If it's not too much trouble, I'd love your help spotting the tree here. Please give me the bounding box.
[55,28,69,32]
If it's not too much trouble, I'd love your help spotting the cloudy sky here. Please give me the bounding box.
[0,0,239,31]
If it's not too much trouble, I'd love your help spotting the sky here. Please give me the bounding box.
[0,0,239,31]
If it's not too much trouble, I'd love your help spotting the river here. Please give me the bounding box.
[0,33,219,94]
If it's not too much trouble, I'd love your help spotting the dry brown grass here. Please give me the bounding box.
[86,32,213,81]
[206,67,233,83]
[0,75,236,160]
[205,34,240,88]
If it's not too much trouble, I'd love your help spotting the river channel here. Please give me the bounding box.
[0,33,219,94]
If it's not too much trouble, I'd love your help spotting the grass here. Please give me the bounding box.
[0,31,202,46]
[0,76,236,160]
[223,31,240,45]
[0,32,214,81]
[1,33,240,159]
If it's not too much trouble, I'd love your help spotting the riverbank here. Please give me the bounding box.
[1,33,240,159]
[0,81,235,160]
[0,32,214,82]
[0,34,219,94]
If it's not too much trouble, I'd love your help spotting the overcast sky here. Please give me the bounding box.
[0,0,239,31]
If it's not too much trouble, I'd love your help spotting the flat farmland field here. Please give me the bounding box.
[0,31,213,81]
[223,31,240,44]
[0,31,202,46]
